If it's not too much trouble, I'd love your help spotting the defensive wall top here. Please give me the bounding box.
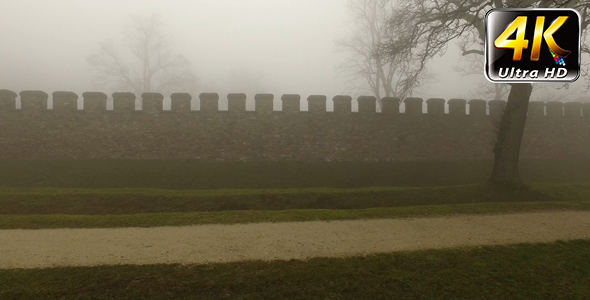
[0,89,588,118]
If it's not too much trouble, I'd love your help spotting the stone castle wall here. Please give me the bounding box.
[0,89,589,161]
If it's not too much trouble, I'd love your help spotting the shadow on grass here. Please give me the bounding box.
[1,240,590,299]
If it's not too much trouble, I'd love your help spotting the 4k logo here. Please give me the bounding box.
[485,9,581,82]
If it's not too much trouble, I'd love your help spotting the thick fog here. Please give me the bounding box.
[1,0,587,106]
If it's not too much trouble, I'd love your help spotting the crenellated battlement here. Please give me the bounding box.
[1,89,588,117]
[0,89,589,162]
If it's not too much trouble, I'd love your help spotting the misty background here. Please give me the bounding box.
[1,0,588,111]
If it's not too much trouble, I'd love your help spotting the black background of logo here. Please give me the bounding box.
[486,9,580,82]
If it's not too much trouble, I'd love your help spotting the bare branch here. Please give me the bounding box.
[462,49,484,56]
[336,0,429,100]
[87,14,198,96]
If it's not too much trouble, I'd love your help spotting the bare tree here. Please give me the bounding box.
[383,0,590,189]
[336,0,429,107]
[87,14,198,97]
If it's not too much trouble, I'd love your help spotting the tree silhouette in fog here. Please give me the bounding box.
[337,0,432,106]
[87,14,198,96]
[383,0,589,189]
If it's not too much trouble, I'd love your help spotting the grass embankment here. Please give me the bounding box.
[1,160,590,189]
[1,183,590,229]
[2,161,589,297]
[2,240,590,299]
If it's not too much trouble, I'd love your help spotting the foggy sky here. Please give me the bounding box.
[1,0,587,104]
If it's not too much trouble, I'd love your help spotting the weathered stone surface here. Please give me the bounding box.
[0,89,18,110]
[255,94,274,113]
[170,93,191,111]
[142,93,164,113]
[528,101,544,117]
[308,95,327,113]
[20,90,49,110]
[468,99,486,116]
[426,98,445,115]
[0,91,589,161]
[83,92,107,111]
[404,98,423,115]
[333,95,352,113]
[358,96,376,114]
[564,102,582,118]
[546,101,564,117]
[381,97,400,114]
[113,92,136,111]
[199,93,219,112]
[448,99,466,115]
[281,94,301,113]
[228,93,246,113]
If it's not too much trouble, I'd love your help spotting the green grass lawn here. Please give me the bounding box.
[3,200,590,229]
[2,160,590,298]
[2,239,589,299]
[1,183,589,229]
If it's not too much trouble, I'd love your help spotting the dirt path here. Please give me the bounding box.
[2,211,590,269]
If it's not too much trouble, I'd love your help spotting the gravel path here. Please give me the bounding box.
[2,211,590,269]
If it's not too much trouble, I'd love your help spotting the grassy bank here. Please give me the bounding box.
[2,200,590,229]
[2,239,589,299]
[1,183,589,215]
[1,160,590,189]
[1,183,589,229]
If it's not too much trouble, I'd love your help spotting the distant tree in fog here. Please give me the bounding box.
[87,14,198,96]
[336,0,430,107]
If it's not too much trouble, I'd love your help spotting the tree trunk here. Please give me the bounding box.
[490,83,533,189]
[494,84,502,100]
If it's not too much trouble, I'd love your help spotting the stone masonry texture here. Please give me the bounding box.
[0,90,589,161]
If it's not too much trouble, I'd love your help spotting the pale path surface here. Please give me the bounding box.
[1,211,590,269]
